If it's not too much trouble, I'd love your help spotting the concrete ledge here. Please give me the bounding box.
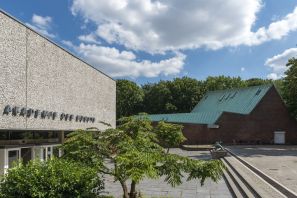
[181,144,215,151]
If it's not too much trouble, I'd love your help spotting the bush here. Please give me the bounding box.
[0,158,104,198]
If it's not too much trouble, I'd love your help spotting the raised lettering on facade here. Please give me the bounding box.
[2,105,96,123]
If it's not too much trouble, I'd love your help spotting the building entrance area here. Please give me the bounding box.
[2,145,61,174]
[0,130,65,174]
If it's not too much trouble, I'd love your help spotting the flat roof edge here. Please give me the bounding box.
[0,9,115,82]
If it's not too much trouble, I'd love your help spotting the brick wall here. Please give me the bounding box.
[181,86,297,145]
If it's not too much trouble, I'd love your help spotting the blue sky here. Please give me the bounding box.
[1,0,297,84]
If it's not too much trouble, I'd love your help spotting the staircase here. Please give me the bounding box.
[221,150,297,198]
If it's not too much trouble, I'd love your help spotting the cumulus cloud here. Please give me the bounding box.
[265,48,297,79]
[62,41,185,78]
[70,0,297,53]
[244,7,297,46]
[78,33,101,44]
[67,0,297,78]
[26,14,55,38]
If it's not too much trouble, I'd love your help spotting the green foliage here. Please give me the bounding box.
[168,77,204,113]
[203,76,246,91]
[142,77,204,114]
[62,129,104,168]
[0,158,104,198]
[154,121,186,152]
[142,81,174,114]
[282,58,297,119]
[117,76,274,118]
[117,79,144,119]
[62,116,225,198]
[245,78,272,87]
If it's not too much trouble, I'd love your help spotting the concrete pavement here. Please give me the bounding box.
[103,149,232,198]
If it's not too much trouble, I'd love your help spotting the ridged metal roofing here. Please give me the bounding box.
[145,112,223,125]
[142,84,273,125]
[191,84,272,114]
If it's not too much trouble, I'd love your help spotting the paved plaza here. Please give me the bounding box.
[227,145,297,194]
[103,149,232,198]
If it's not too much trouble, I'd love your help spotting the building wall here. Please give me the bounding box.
[0,149,5,174]
[182,86,297,144]
[0,11,116,131]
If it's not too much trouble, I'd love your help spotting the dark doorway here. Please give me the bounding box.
[21,148,32,164]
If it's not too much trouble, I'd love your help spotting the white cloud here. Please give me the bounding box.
[78,33,101,44]
[32,14,52,29]
[265,48,297,79]
[267,73,279,80]
[61,40,76,49]
[67,1,297,78]
[26,14,55,38]
[63,41,185,78]
[70,0,260,53]
[70,0,297,53]
[244,7,297,46]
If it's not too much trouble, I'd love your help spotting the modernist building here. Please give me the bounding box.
[146,84,297,145]
[0,10,116,173]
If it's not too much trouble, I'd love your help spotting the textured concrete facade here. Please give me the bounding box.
[0,11,116,131]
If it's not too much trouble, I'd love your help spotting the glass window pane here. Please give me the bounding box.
[53,146,59,157]
[21,148,32,165]
[8,150,19,168]
[10,132,33,140]
[42,148,46,161]
[0,132,8,140]
[47,147,51,159]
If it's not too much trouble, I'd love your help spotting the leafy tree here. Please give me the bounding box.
[117,79,144,119]
[142,77,204,114]
[116,76,278,117]
[168,77,204,113]
[282,58,297,119]
[273,79,284,98]
[154,121,186,153]
[142,81,175,114]
[203,76,246,92]
[62,116,225,198]
[245,78,271,87]
[0,158,104,198]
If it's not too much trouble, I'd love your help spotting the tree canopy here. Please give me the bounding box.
[116,76,275,119]
[154,121,185,153]
[282,58,297,119]
[61,116,225,198]
[117,79,144,119]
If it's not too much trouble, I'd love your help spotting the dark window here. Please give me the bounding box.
[8,150,19,168]
[34,131,58,139]
[219,94,225,102]
[255,89,261,95]
[230,91,237,99]
[21,148,32,165]
[0,132,8,140]
[53,146,59,157]
[10,132,34,140]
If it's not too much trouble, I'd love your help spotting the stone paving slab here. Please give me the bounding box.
[227,145,297,194]
[103,149,232,198]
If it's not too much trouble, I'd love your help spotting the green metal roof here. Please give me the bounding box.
[144,112,223,125]
[141,84,273,125]
[191,84,273,114]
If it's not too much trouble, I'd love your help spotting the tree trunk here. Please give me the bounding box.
[129,180,137,198]
[120,180,129,198]
[166,147,170,154]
